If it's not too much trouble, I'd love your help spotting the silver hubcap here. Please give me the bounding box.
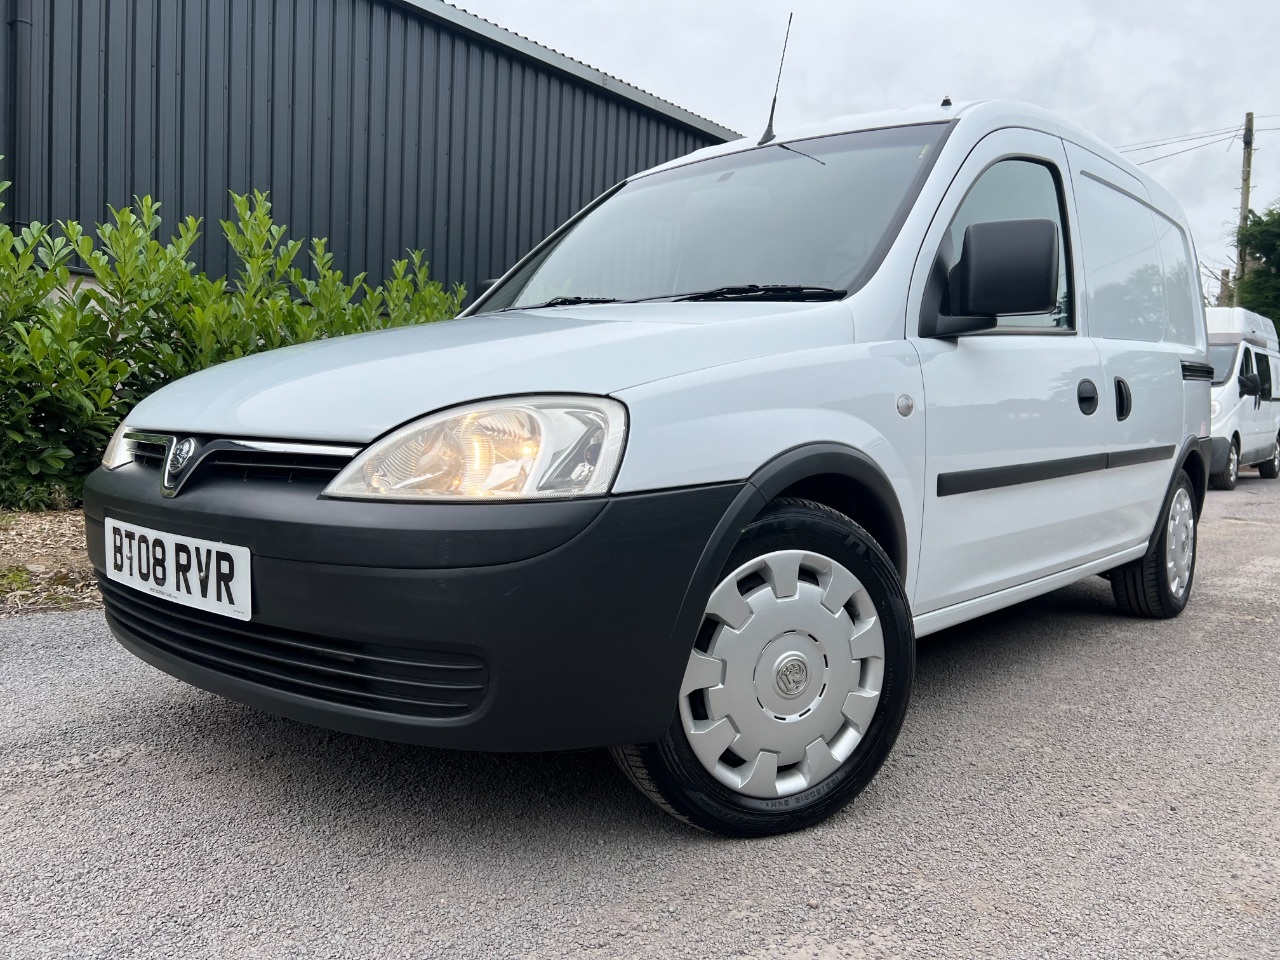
[1229,445,1239,482]
[678,550,885,799]
[1166,488,1195,598]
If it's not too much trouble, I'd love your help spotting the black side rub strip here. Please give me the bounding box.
[938,445,1177,497]
[1181,360,1215,382]
[1106,445,1177,468]
[938,453,1106,497]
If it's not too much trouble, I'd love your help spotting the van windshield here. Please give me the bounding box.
[1209,344,1239,385]
[478,123,949,311]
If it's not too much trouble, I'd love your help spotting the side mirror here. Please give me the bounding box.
[1240,372,1262,396]
[921,218,1059,339]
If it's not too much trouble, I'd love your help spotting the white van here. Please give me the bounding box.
[1206,307,1280,488]
[84,101,1210,836]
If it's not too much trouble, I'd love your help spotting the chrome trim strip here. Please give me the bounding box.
[124,431,175,446]
[227,440,363,457]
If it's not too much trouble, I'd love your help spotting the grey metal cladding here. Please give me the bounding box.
[0,0,13,198]
[6,0,731,300]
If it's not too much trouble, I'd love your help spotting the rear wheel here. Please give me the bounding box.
[1210,438,1239,490]
[1259,434,1280,480]
[611,498,914,837]
[1112,472,1197,618]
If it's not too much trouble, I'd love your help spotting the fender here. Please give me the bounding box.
[1144,436,1207,557]
[655,443,908,723]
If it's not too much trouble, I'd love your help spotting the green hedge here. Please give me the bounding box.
[0,173,464,509]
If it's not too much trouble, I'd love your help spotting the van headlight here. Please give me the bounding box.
[101,421,134,470]
[324,396,627,501]
[1210,400,1220,419]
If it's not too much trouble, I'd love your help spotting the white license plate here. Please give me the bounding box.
[104,518,252,621]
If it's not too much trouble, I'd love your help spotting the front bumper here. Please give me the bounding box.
[1209,436,1230,474]
[84,465,742,751]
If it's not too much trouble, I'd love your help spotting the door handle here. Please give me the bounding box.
[1077,379,1099,415]
[1115,377,1132,422]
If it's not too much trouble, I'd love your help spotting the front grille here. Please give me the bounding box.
[204,450,350,484]
[131,439,168,469]
[99,577,488,718]
[127,436,353,488]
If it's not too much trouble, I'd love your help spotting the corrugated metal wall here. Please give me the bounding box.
[1,0,724,297]
[1,1,17,205]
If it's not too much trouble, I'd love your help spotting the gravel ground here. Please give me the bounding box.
[0,510,98,616]
[2,480,1278,959]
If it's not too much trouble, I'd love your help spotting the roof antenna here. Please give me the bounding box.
[757,12,794,146]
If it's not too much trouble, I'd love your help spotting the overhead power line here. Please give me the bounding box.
[1135,134,1239,164]
[1132,126,1280,164]
[1117,125,1242,152]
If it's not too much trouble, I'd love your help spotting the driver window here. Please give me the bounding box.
[1242,348,1254,378]
[943,159,1072,329]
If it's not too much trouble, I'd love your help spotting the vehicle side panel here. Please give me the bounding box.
[906,128,1113,613]
[611,330,927,596]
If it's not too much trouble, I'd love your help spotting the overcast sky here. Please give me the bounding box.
[455,0,1279,301]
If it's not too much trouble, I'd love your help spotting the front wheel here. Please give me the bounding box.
[1210,439,1239,490]
[611,498,915,837]
[1111,473,1197,618]
[1259,434,1280,480]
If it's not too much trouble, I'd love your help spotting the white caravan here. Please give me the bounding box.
[85,100,1211,836]
[1207,307,1280,488]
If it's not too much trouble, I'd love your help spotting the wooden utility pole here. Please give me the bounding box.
[1235,111,1254,306]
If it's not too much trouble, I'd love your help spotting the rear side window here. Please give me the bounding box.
[943,159,1071,328]
[1153,215,1200,347]
[1075,176,1165,342]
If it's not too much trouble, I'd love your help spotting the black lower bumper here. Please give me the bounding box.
[1209,436,1230,474]
[84,466,743,751]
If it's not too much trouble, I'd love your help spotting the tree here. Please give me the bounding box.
[1239,204,1280,327]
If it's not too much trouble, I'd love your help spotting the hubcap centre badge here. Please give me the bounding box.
[775,655,810,699]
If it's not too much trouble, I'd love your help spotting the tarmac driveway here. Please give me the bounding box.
[2,479,1278,958]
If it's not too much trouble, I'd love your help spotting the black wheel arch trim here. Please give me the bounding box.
[1144,436,1207,557]
[743,443,909,576]
[657,443,909,725]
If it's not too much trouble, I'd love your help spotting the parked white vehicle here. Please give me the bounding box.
[85,100,1211,836]
[1206,307,1280,488]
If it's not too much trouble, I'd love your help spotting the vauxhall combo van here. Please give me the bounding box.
[85,101,1211,836]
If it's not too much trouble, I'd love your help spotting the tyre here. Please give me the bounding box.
[1210,438,1239,490]
[1111,472,1197,619]
[1259,434,1280,480]
[611,498,915,837]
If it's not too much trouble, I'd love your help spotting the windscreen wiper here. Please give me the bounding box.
[499,296,620,312]
[674,284,846,302]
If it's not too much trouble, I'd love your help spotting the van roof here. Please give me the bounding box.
[642,99,1179,219]
[1206,307,1280,351]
